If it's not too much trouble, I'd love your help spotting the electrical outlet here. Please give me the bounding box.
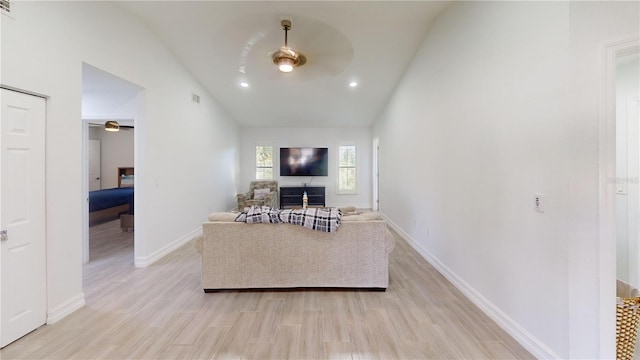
[535,194,544,213]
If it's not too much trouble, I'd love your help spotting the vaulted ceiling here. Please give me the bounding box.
[116,1,450,127]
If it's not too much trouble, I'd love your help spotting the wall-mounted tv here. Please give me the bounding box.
[280,147,329,176]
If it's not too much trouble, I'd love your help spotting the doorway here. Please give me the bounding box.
[616,53,640,287]
[600,39,640,358]
[81,64,141,268]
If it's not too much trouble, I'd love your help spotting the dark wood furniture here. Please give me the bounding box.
[280,186,325,209]
[118,167,134,188]
[118,167,134,231]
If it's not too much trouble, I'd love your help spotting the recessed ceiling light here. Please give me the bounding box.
[240,82,249,88]
[349,81,358,87]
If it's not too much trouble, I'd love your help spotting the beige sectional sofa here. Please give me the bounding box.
[199,211,395,291]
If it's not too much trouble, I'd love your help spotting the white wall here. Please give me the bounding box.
[616,55,640,286]
[82,90,138,120]
[240,127,372,209]
[373,1,638,359]
[1,2,239,321]
[97,129,135,190]
[85,126,135,190]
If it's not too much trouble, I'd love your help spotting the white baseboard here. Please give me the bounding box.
[380,212,560,360]
[47,293,85,324]
[134,227,202,268]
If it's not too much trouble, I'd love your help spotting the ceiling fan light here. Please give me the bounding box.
[278,58,294,73]
[104,120,120,132]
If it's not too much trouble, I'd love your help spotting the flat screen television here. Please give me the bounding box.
[280,147,329,176]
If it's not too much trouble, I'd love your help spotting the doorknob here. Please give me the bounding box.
[1,230,7,241]
[96,177,100,180]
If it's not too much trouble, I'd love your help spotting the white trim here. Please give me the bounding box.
[629,96,640,286]
[46,293,85,324]
[134,226,201,268]
[372,138,379,211]
[81,121,90,264]
[599,38,640,359]
[0,86,46,99]
[380,212,560,360]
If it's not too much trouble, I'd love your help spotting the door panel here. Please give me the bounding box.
[89,140,101,191]
[1,89,46,348]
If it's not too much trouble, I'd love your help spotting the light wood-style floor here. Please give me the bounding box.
[1,220,534,359]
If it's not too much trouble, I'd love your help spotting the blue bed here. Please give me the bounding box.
[89,187,134,213]
[89,187,134,224]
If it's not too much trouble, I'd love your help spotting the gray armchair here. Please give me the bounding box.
[237,180,279,210]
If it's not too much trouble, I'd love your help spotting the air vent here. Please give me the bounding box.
[191,93,200,104]
[0,0,10,13]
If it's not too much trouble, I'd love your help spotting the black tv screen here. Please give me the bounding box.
[280,147,329,176]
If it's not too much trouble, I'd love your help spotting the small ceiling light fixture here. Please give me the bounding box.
[349,81,358,87]
[104,120,120,132]
[278,58,294,73]
[272,20,306,73]
[240,82,249,88]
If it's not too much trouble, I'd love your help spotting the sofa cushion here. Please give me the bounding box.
[208,212,238,222]
[341,211,383,221]
[361,212,383,220]
[338,206,357,213]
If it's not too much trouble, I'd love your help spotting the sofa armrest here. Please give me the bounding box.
[237,192,252,210]
[263,191,278,209]
[384,228,396,255]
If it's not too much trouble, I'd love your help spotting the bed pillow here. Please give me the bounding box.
[253,188,271,200]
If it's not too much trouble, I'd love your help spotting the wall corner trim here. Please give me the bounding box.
[379,212,561,360]
[47,293,85,324]
[134,227,202,268]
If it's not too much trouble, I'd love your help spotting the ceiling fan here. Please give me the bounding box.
[271,20,306,73]
[233,15,354,80]
[88,122,134,131]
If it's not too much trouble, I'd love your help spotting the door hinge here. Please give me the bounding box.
[1,230,7,241]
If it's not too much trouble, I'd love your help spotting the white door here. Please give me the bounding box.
[629,97,640,286]
[0,89,46,348]
[88,140,101,191]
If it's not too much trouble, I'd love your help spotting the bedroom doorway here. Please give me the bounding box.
[81,64,142,270]
[615,52,640,287]
[600,39,639,358]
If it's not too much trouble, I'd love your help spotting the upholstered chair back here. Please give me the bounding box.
[237,180,279,210]
[249,180,278,194]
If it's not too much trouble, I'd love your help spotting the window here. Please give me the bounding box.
[338,144,356,193]
[255,145,273,180]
